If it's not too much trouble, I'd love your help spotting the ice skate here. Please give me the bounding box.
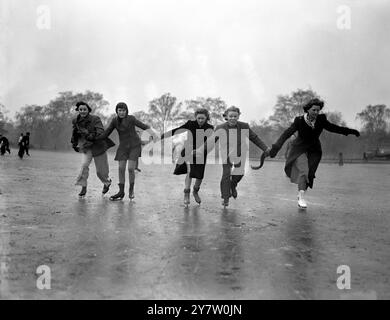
[110,183,125,201]
[102,180,111,195]
[184,189,190,207]
[129,182,135,201]
[222,198,229,208]
[230,181,238,199]
[297,190,307,209]
[78,186,87,198]
[192,186,201,204]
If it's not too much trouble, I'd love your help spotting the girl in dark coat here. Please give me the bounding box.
[71,101,115,197]
[160,108,214,206]
[95,102,156,201]
[269,98,360,209]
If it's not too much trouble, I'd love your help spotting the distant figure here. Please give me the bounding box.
[363,152,368,162]
[23,132,31,156]
[338,152,344,166]
[0,134,11,155]
[18,133,25,159]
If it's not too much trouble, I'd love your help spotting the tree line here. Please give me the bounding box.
[1,88,389,159]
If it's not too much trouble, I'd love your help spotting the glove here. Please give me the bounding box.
[349,129,360,137]
[72,145,80,152]
[85,133,96,141]
[263,147,271,158]
[83,141,93,149]
[269,145,278,158]
[78,128,89,135]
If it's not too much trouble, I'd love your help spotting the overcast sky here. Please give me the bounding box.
[1,0,389,127]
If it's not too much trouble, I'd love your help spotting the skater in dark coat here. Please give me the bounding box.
[160,108,214,205]
[71,101,115,197]
[0,134,11,155]
[23,132,31,156]
[269,98,360,209]
[18,133,25,159]
[197,106,270,207]
[95,102,157,201]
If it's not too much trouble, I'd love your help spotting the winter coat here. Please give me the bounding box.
[97,115,150,161]
[71,114,115,157]
[213,121,268,161]
[270,114,356,188]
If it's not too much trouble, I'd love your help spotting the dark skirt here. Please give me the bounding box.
[174,148,207,180]
[18,145,25,158]
[284,141,322,189]
[114,144,142,161]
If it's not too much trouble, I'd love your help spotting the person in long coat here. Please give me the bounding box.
[17,133,25,159]
[95,102,156,201]
[269,98,360,209]
[198,106,270,207]
[0,134,11,155]
[71,101,115,197]
[23,132,31,156]
[160,108,214,205]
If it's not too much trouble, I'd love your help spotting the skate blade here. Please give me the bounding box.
[109,197,124,201]
[298,204,307,210]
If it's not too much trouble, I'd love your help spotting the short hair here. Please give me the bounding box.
[222,110,228,120]
[75,101,92,112]
[115,102,128,114]
[303,98,324,113]
[226,105,241,115]
[194,108,210,121]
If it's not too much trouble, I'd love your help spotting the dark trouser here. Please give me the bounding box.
[18,145,25,158]
[25,146,30,155]
[220,163,244,200]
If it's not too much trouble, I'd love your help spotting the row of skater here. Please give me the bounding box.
[71,101,157,200]
[159,98,359,209]
[71,98,360,209]
[191,99,359,208]
[0,132,30,158]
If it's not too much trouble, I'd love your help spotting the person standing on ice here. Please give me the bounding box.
[94,102,157,201]
[17,133,25,159]
[268,98,360,209]
[71,101,115,198]
[159,108,214,206]
[0,134,11,155]
[196,106,270,207]
[23,132,31,156]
